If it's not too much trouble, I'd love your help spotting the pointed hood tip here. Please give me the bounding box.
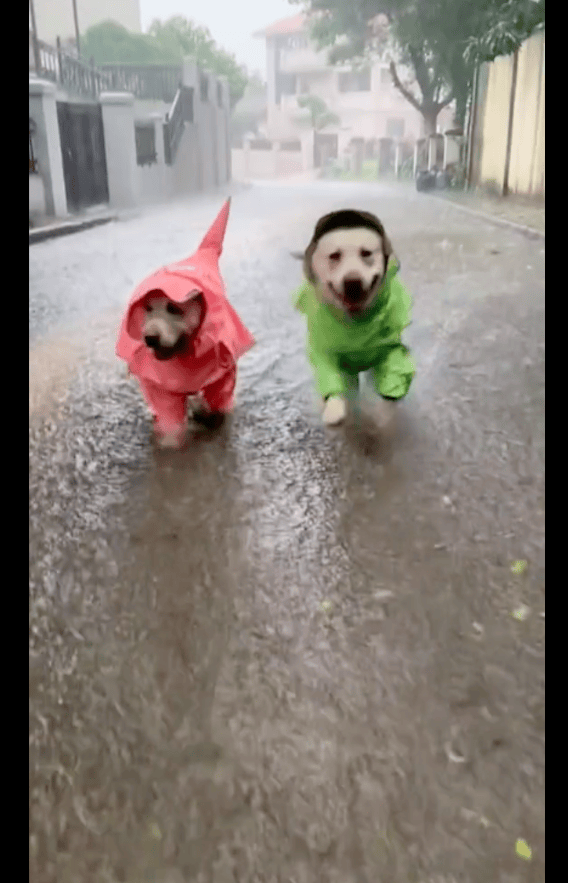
[197,198,232,256]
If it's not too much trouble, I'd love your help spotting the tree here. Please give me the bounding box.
[82,20,169,65]
[290,0,544,135]
[82,17,249,108]
[296,94,341,131]
[148,16,248,108]
[464,0,545,64]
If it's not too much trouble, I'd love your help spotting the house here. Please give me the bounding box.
[30,0,141,48]
[253,12,451,167]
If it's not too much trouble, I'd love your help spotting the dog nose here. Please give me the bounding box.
[144,335,159,348]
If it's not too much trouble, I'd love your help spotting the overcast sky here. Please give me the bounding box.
[139,0,296,76]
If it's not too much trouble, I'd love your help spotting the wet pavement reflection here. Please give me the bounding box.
[30,182,544,882]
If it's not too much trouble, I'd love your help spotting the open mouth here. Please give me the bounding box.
[332,274,380,313]
[147,335,189,360]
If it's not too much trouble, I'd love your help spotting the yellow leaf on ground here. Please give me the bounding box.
[515,838,532,860]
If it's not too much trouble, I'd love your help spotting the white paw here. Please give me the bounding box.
[323,396,347,425]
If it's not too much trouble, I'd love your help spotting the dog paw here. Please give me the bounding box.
[192,409,226,430]
[323,396,347,425]
[156,428,186,449]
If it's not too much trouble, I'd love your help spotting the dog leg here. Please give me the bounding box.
[372,398,397,433]
[155,420,187,450]
[323,395,348,425]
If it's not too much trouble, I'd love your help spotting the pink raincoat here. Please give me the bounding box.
[116,199,255,435]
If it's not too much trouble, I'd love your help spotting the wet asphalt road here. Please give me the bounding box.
[29,181,545,883]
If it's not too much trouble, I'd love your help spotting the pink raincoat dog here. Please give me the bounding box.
[116,199,255,446]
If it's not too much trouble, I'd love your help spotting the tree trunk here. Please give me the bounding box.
[422,107,438,138]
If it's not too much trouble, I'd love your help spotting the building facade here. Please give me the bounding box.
[254,13,452,161]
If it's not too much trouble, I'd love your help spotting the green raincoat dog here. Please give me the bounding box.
[292,209,415,424]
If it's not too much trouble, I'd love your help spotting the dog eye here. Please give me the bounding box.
[329,251,341,262]
[361,250,373,259]
[166,303,183,315]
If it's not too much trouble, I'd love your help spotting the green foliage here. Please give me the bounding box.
[82,20,170,64]
[296,94,341,130]
[81,17,249,108]
[149,16,248,108]
[464,0,545,64]
[291,0,544,132]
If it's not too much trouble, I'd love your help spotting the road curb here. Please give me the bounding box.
[29,183,253,246]
[428,194,545,241]
[29,214,117,245]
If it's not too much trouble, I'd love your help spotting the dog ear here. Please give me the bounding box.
[303,240,318,284]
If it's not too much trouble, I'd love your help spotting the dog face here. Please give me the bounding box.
[303,210,394,316]
[142,289,204,360]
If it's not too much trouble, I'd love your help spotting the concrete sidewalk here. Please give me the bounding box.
[29,209,118,244]
[29,182,252,246]
[431,189,545,238]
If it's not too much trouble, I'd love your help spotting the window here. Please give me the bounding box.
[338,68,371,92]
[285,35,308,50]
[386,118,405,139]
[280,139,301,152]
[199,72,208,103]
[248,138,272,150]
[135,123,157,167]
[277,72,297,100]
[181,86,194,123]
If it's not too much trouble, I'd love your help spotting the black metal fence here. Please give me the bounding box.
[98,64,182,103]
[135,123,157,167]
[30,33,109,99]
[30,32,182,103]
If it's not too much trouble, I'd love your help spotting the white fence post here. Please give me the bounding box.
[99,92,137,209]
[29,78,67,218]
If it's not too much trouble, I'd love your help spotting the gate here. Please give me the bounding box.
[56,102,109,212]
[314,132,338,168]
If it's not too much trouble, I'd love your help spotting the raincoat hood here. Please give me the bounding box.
[116,199,255,391]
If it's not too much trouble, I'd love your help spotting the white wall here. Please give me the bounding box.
[231,145,303,180]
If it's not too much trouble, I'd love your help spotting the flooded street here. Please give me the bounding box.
[29,181,545,882]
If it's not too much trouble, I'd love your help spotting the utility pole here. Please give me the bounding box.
[71,0,81,57]
[29,0,41,74]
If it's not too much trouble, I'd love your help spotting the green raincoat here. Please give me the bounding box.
[293,258,415,401]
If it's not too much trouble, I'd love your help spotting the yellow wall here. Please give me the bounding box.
[478,53,514,190]
[509,31,545,196]
[473,31,544,197]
